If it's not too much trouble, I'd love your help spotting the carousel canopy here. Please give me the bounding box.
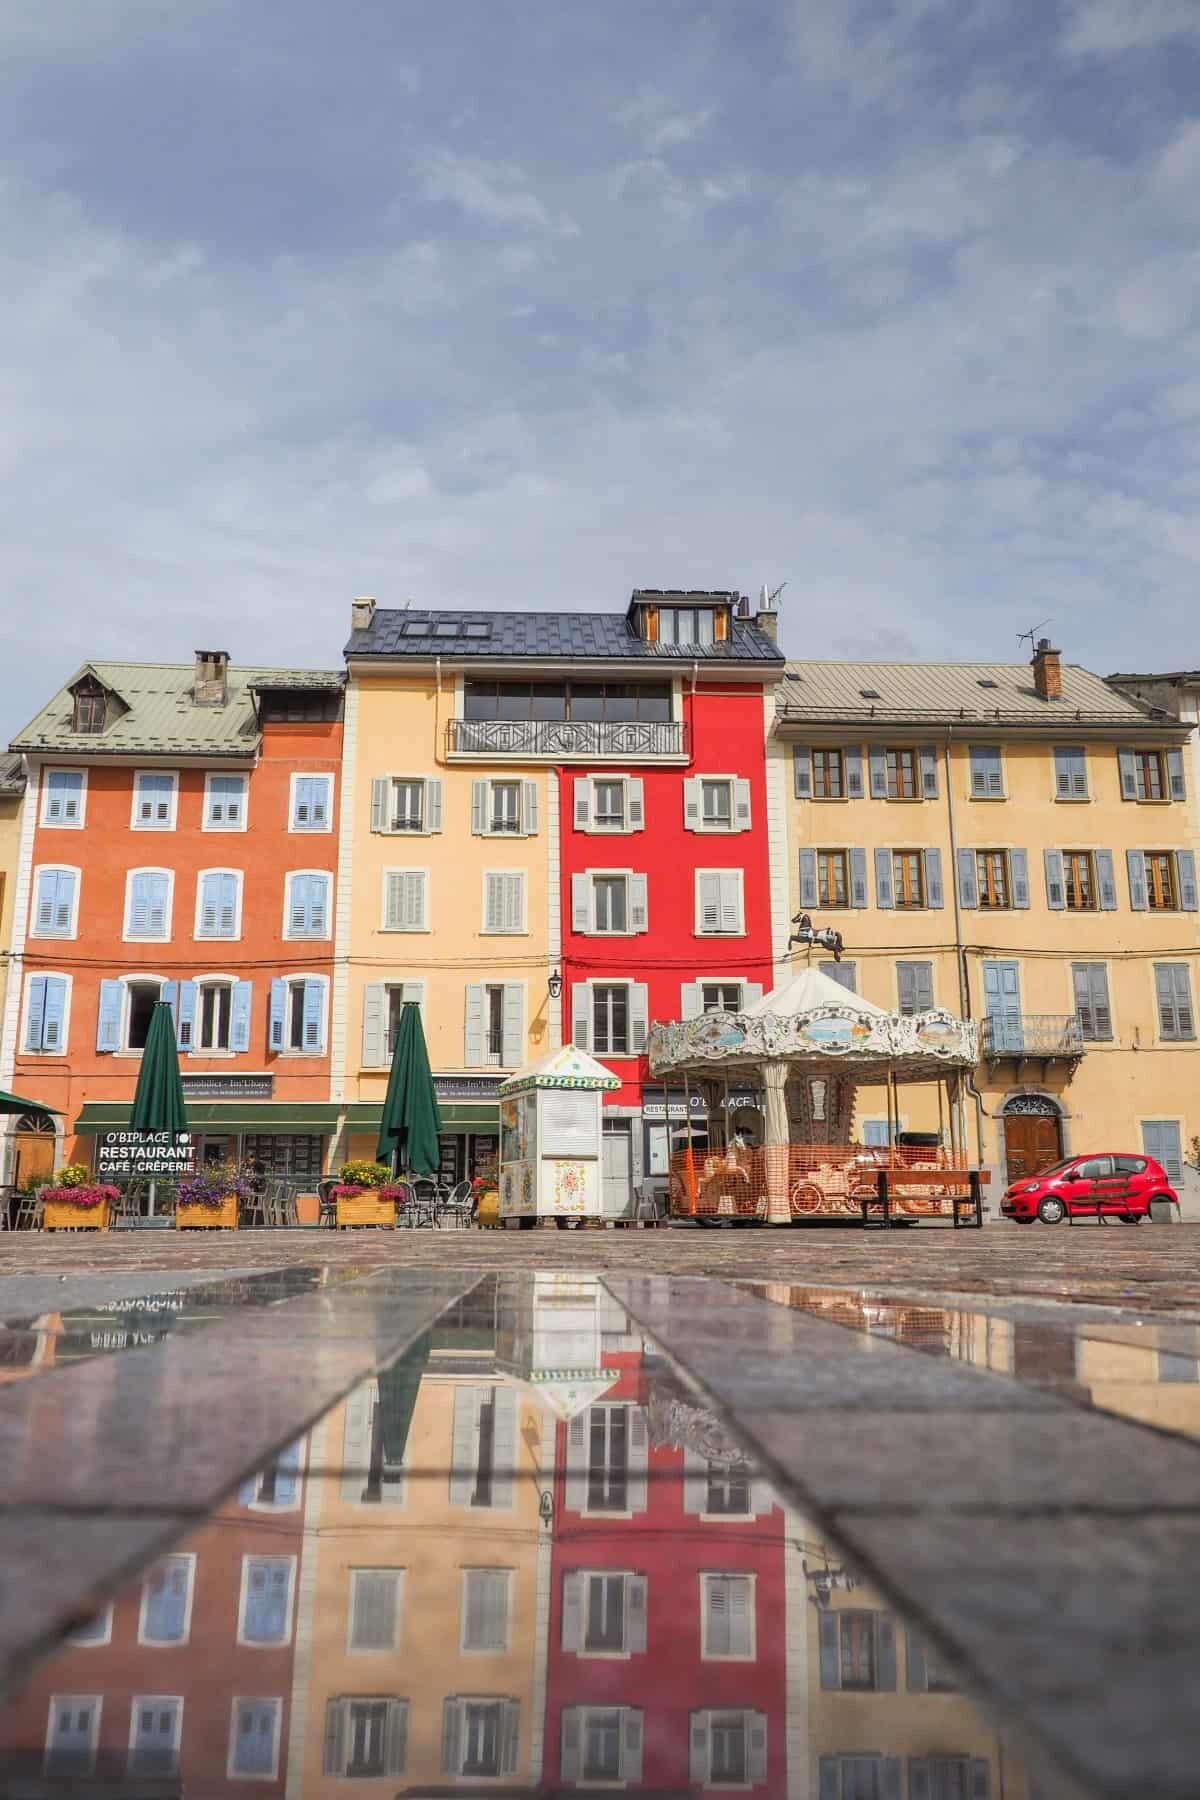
[744,965,886,1021]
[499,1043,621,1096]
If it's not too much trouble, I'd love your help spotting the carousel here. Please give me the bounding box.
[646,965,983,1226]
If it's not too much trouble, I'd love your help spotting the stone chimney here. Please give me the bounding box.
[1031,638,1063,701]
[193,649,229,706]
[753,585,779,643]
[351,595,377,635]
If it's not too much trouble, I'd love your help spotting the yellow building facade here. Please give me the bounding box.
[768,648,1200,1210]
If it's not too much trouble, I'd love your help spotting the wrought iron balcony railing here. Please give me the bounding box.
[447,718,689,759]
[982,1014,1085,1059]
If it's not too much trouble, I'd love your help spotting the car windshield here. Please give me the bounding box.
[1026,1159,1076,1178]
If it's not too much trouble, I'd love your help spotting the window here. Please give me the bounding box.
[1154,964,1195,1041]
[472,777,538,836]
[818,1609,897,1692]
[67,1606,113,1647]
[573,981,648,1055]
[561,1706,646,1784]
[290,773,332,831]
[897,961,934,1015]
[204,773,248,830]
[574,870,645,934]
[483,870,526,934]
[907,1760,985,1800]
[701,1574,755,1659]
[341,1378,408,1504]
[42,769,86,826]
[388,983,423,1056]
[696,869,745,934]
[239,1439,303,1508]
[907,1633,960,1693]
[370,775,443,833]
[441,1699,519,1779]
[122,979,164,1052]
[462,1569,511,1653]
[176,978,251,1054]
[689,1711,768,1788]
[1137,750,1164,801]
[1064,851,1097,911]
[567,1403,650,1514]
[1054,745,1089,799]
[861,1120,894,1147]
[348,1569,402,1651]
[1128,850,1197,912]
[684,774,750,832]
[656,605,715,645]
[196,979,233,1052]
[702,778,732,827]
[892,851,924,908]
[703,983,743,1013]
[196,869,240,939]
[23,973,68,1053]
[594,984,628,1054]
[270,976,327,1054]
[239,1557,294,1646]
[484,986,504,1064]
[229,1699,281,1779]
[968,744,1004,797]
[490,781,519,832]
[594,780,625,829]
[818,1757,897,1800]
[975,850,1010,909]
[1120,746,1188,802]
[1146,852,1177,911]
[886,748,918,799]
[1072,964,1112,1041]
[449,1386,517,1509]
[140,1556,194,1645]
[820,960,857,992]
[72,685,107,733]
[466,680,670,723]
[128,1698,182,1775]
[1142,1120,1183,1181]
[324,1697,408,1778]
[561,1571,647,1655]
[125,869,172,940]
[382,869,429,931]
[44,1698,101,1775]
[819,849,849,907]
[284,871,331,938]
[260,689,341,722]
[131,772,178,830]
[31,867,79,938]
[813,747,844,798]
[574,774,646,833]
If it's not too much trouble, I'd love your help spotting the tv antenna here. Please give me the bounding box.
[1017,619,1050,656]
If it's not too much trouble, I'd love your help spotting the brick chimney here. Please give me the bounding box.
[351,595,377,634]
[1031,638,1062,701]
[193,649,229,706]
[753,585,779,643]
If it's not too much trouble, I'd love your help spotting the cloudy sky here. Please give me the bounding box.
[3,0,1199,735]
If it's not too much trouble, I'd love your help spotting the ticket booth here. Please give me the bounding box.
[498,1046,619,1227]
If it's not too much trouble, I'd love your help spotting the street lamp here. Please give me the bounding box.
[547,969,563,1001]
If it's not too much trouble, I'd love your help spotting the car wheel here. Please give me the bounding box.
[1036,1195,1067,1224]
[1011,1216,1035,1225]
[1119,1214,1142,1225]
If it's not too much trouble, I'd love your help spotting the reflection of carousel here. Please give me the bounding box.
[647,966,983,1226]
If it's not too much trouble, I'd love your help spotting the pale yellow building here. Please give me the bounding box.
[767,644,1200,1210]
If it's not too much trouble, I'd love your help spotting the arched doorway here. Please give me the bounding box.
[1001,1095,1063,1185]
[12,1113,56,1189]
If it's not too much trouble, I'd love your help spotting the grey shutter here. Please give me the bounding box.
[630,873,649,932]
[680,982,704,1020]
[471,780,487,834]
[425,778,443,832]
[491,1386,517,1506]
[627,1406,648,1511]
[566,1412,588,1510]
[919,745,939,798]
[1177,850,1198,911]
[733,778,752,830]
[683,1447,707,1512]
[502,985,524,1066]
[743,981,764,1006]
[500,1701,520,1776]
[799,849,818,909]
[561,1709,582,1782]
[748,1713,767,1784]
[371,776,390,832]
[924,847,944,907]
[1167,747,1186,801]
[719,870,742,933]
[1010,848,1030,908]
[882,1758,902,1800]
[561,1573,585,1650]
[340,1384,372,1501]
[440,1700,463,1775]
[484,873,505,933]
[521,779,539,834]
[869,745,887,798]
[323,1700,346,1776]
[1044,849,1065,909]
[850,847,869,907]
[793,747,812,799]
[913,963,934,1011]
[683,776,702,829]
[818,1611,840,1688]
[362,983,387,1067]
[630,983,650,1053]
[909,1762,932,1800]
[622,1709,643,1782]
[571,984,590,1051]
[1118,748,1138,801]
[897,962,916,1015]
[697,870,721,933]
[571,873,591,933]
[96,978,122,1052]
[1127,848,1148,910]
[449,1387,477,1504]
[956,847,979,908]
[878,1613,897,1689]
[819,1758,841,1800]
[845,744,864,798]
[628,778,645,830]
[351,1570,398,1648]
[906,1629,928,1691]
[626,1577,647,1653]
[385,1701,408,1776]
[574,777,592,829]
[690,1714,711,1785]
[1096,849,1118,910]
[750,1473,774,1515]
[970,1761,991,1799]
[874,847,894,908]
[464,984,486,1067]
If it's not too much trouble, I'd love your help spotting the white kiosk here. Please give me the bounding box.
[498,1045,619,1227]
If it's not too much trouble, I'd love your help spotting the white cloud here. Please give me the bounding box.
[1060,0,1200,57]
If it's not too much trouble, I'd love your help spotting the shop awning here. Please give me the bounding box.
[73,1102,341,1135]
[0,1089,61,1118]
[344,1102,498,1130]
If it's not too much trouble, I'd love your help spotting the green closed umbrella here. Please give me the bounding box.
[130,1003,188,1132]
[376,1002,441,1174]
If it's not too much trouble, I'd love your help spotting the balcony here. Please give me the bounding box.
[446,718,689,761]
[982,1014,1084,1063]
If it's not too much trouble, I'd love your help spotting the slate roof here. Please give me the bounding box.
[10,662,343,759]
[0,754,25,794]
[776,659,1172,728]
[345,605,784,665]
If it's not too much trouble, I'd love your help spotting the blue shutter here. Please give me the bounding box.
[148,872,168,936]
[24,976,47,1051]
[868,746,887,798]
[1177,851,1198,912]
[1118,749,1138,801]
[309,875,329,936]
[919,745,938,798]
[1167,748,1186,801]
[1044,850,1065,909]
[161,980,178,1020]
[302,980,324,1052]
[176,981,196,1050]
[268,979,287,1051]
[878,1614,897,1689]
[793,748,812,799]
[923,848,943,908]
[35,868,75,934]
[844,745,864,798]
[198,872,218,935]
[96,978,122,1052]
[849,848,869,908]
[231,981,253,1052]
[1010,849,1030,908]
[874,848,894,908]
[43,976,68,1050]
[798,850,818,909]
[1096,849,1118,910]
[293,777,313,827]
[46,770,83,822]
[1127,849,1148,911]
[273,1439,302,1505]
[289,875,311,935]
[956,848,978,909]
[129,872,150,935]
[818,1612,840,1688]
[218,872,237,936]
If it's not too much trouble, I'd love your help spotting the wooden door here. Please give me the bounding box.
[1003,1113,1061,1184]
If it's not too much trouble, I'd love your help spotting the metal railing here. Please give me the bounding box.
[447,718,688,759]
[982,1014,1084,1058]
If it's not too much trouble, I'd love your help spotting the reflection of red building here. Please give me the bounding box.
[545,1346,785,1793]
[0,1440,306,1791]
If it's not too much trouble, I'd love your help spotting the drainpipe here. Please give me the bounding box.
[944,727,987,1164]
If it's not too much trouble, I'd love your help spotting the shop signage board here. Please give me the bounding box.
[95,1131,197,1179]
[434,1075,502,1101]
[181,1074,273,1101]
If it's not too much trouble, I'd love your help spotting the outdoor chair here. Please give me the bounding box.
[316,1179,338,1229]
[408,1179,440,1228]
[390,1180,415,1227]
[437,1179,475,1229]
[15,1188,44,1232]
[241,1183,270,1229]
[634,1185,667,1227]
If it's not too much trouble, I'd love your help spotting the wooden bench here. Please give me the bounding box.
[860,1167,987,1230]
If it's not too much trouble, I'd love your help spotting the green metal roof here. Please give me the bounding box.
[344,1102,498,1130]
[74,1101,341,1134]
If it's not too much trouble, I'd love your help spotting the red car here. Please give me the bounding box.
[1001,1153,1179,1224]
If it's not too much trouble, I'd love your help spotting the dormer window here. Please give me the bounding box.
[658,607,715,647]
[72,682,107,734]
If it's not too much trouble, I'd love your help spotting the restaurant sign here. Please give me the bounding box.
[95,1131,197,1179]
[181,1074,274,1101]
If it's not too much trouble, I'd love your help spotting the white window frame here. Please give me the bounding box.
[478,777,531,837]
[126,1695,184,1772]
[123,866,175,944]
[693,1709,762,1790]
[21,970,73,1055]
[129,770,179,832]
[236,1554,297,1649]
[191,974,237,1055]
[347,1567,404,1653]
[29,864,81,939]
[590,981,633,1057]
[117,974,168,1057]
[41,767,87,829]
[227,1697,283,1782]
[588,775,634,834]
[699,1572,756,1662]
[570,1703,642,1783]
[374,773,443,835]
[279,973,329,1056]
[193,867,244,941]
[460,1568,514,1656]
[282,869,332,941]
[202,771,249,832]
[481,869,528,935]
[569,1569,645,1659]
[288,770,334,833]
[239,1436,306,1510]
[698,979,745,1014]
[695,774,738,832]
[44,1696,102,1773]
[381,867,431,932]
[590,870,633,935]
[137,1554,197,1647]
[66,1604,113,1648]
[694,869,746,936]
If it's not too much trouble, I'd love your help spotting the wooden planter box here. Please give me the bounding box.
[336,1191,396,1230]
[43,1199,110,1232]
[177,1195,239,1230]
